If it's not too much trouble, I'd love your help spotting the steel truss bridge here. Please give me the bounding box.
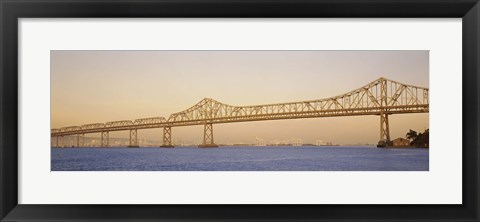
[51,77,429,148]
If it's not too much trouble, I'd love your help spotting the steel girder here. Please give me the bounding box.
[51,77,429,143]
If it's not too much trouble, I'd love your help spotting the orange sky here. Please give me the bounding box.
[51,50,429,145]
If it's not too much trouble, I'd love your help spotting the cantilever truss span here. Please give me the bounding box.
[51,77,429,147]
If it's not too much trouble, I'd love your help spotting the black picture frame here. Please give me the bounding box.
[1,0,479,221]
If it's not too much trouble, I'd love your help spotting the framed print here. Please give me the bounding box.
[49,50,430,172]
[1,0,479,221]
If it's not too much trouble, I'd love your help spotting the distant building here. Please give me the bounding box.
[392,138,410,147]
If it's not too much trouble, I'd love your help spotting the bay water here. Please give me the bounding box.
[51,146,428,171]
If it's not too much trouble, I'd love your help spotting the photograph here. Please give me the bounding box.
[50,50,429,171]
[3,0,477,220]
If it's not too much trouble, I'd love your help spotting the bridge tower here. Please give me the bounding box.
[160,126,174,148]
[59,136,63,148]
[54,136,59,148]
[378,77,391,147]
[76,133,84,147]
[199,123,218,148]
[101,131,109,147]
[128,129,139,148]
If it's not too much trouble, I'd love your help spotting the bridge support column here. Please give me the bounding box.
[59,136,64,148]
[199,123,218,148]
[377,78,392,148]
[128,129,139,148]
[160,126,174,148]
[377,113,391,147]
[76,133,84,147]
[101,131,109,147]
[55,136,59,148]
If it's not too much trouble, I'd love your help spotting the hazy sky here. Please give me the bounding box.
[51,51,429,145]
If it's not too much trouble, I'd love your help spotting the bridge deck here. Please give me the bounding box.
[51,77,429,140]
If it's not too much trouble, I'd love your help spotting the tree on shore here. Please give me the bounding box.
[406,129,418,142]
[409,129,429,148]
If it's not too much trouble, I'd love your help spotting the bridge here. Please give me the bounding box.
[51,77,429,148]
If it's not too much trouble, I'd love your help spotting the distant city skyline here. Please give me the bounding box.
[52,135,350,147]
[51,50,429,144]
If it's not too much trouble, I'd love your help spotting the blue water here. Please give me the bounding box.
[51,146,428,171]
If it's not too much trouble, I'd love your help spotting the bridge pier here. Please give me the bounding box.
[101,131,109,147]
[160,126,174,148]
[54,136,59,148]
[199,123,218,148]
[59,136,64,148]
[128,129,139,148]
[377,113,391,147]
[76,133,84,147]
[377,78,392,148]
